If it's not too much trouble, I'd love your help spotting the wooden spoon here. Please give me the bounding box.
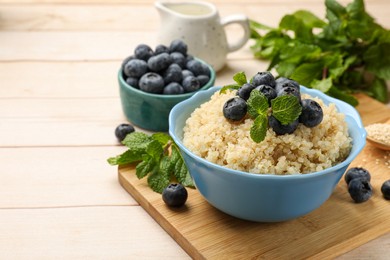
[365,119,390,151]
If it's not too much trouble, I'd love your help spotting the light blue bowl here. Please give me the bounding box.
[169,86,366,222]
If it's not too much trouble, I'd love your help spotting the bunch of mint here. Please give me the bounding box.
[107,132,194,193]
[250,0,390,106]
[221,72,302,143]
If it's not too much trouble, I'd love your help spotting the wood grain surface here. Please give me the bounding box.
[119,94,390,259]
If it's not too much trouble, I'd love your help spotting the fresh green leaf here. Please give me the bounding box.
[290,62,323,87]
[250,115,268,143]
[146,140,164,162]
[327,86,359,106]
[364,42,390,80]
[219,84,241,94]
[107,149,143,166]
[311,77,333,92]
[367,77,389,103]
[147,170,170,194]
[271,96,302,125]
[122,132,151,150]
[233,72,248,85]
[279,14,313,42]
[171,145,194,187]
[250,20,274,30]
[293,10,326,28]
[151,132,172,146]
[136,157,155,179]
[247,90,269,118]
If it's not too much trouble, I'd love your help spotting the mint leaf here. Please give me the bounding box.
[151,132,172,146]
[327,86,359,106]
[146,140,164,161]
[107,149,143,166]
[364,42,390,80]
[219,84,240,94]
[247,90,269,118]
[368,77,388,103]
[136,157,155,179]
[171,145,194,187]
[271,96,302,125]
[233,71,248,85]
[293,10,326,28]
[122,132,151,151]
[290,63,323,87]
[250,115,268,143]
[147,170,170,194]
[311,77,333,92]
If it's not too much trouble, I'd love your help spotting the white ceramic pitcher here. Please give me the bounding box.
[155,1,250,71]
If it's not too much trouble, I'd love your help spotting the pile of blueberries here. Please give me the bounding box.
[223,71,324,135]
[121,39,211,95]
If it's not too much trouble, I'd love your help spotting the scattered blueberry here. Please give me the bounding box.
[154,44,169,55]
[125,77,139,88]
[348,178,373,203]
[299,99,323,127]
[163,63,183,84]
[182,69,194,79]
[170,52,186,69]
[255,84,277,104]
[269,115,299,135]
[147,53,172,72]
[236,83,255,101]
[252,72,276,88]
[381,180,390,200]
[115,123,135,142]
[163,82,185,95]
[139,72,165,94]
[124,59,148,78]
[223,97,247,121]
[182,76,200,93]
[196,75,210,87]
[162,183,188,207]
[169,39,188,55]
[134,44,154,61]
[344,167,371,184]
[121,55,134,71]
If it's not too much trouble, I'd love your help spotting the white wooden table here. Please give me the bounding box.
[1,0,389,258]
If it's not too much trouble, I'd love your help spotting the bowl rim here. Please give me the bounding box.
[169,85,367,180]
[118,58,216,99]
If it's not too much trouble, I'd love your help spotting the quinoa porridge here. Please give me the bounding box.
[182,90,352,175]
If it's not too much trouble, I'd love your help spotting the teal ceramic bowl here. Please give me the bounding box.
[169,86,366,222]
[118,60,215,132]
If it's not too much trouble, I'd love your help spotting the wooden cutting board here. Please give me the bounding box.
[118,94,390,259]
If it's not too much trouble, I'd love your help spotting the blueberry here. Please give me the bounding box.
[134,44,154,61]
[255,84,277,104]
[197,75,210,87]
[269,115,299,135]
[182,69,194,79]
[126,77,139,88]
[344,167,371,184]
[163,63,183,84]
[163,82,184,95]
[169,39,188,55]
[162,183,188,207]
[275,78,300,93]
[155,44,169,55]
[299,99,323,127]
[170,52,186,69]
[348,178,373,203]
[277,84,301,101]
[381,180,390,200]
[236,83,255,101]
[147,53,172,72]
[182,76,200,93]
[138,72,165,94]
[186,59,204,76]
[124,59,148,78]
[121,55,135,71]
[200,63,211,77]
[186,55,194,63]
[223,97,247,121]
[115,123,135,142]
[251,72,276,88]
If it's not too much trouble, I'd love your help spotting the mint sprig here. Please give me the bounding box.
[271,95,302,125]
[220,71,247,93]
[107,132,194,193]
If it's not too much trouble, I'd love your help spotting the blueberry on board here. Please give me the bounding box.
[155,44,169,55]
[162,183,188,207]
[138,72,165,94]
[182,69,194,79]
[169,39,188,55]
[381,180,390,200]
[147,53,172,72]
[186,59,204,76]
[163,63,183,84]
[255,84,277,104]
[115,123,135,142]
[123,59,148,78]
[344,167,371,184]
[299,99,323,127]
[276,84,301,101]
[269,115,299,135]
[275,78,300,93]
[170,52,186,69]
[251,72,276,88]
[223,97,247,121]
[163,82,185,95]
[134,44,154,61]
[197,75,210,87]
[348,178,373,203]
[236,83,255,101]
[126,77,139,88]
[182,76,200,93]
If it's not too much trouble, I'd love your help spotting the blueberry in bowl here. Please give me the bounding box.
[168,72,366,222]
[118,40,215,132]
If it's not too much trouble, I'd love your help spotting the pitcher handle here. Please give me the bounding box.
[220,14,250,53]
